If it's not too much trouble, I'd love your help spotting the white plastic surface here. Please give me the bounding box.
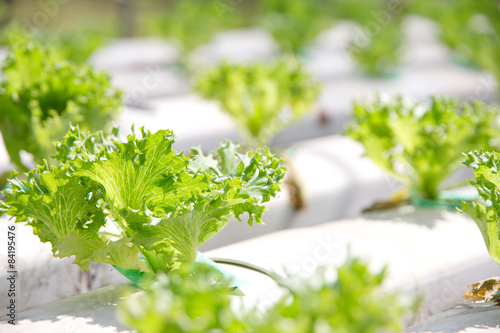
[0,217,127,313]
[406,302,500,333]
[88,38,179,71]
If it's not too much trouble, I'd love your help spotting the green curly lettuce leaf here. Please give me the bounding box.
[0,42,122,170]
[1,126,285,274]
[461,150,500,265]
[0,164,145,271]
[196,58,320,147]
[347,96,500,200]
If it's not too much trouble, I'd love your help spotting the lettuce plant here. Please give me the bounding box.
[328,0,384,24]
[409,0,499,67]
[259,0,331,54]
[409,0,500,93]
[254,259,409,333]
[461,150,500,265]
[0,21,111,64]
[0,126,285,276]
[0,43,122,171]
[39,26,110,65]
[348,19,403,77]
[144,0,242,66]
[333,0,406,77]
[196,58,321,147]
[119,264,249,333]
[347,96,499,201]
[119,259,411,333]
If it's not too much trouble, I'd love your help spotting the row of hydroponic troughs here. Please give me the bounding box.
[0,36,500,333]
[1,0,499,82]
[76,16,499,151]
[0,11,495,152]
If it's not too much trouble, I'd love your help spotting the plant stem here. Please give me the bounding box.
[210,257,291,289]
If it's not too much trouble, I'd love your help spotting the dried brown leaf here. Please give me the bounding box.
[464,277,500,303]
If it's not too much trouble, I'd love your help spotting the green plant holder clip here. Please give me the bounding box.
[298,47,312,60]
[114,265,146,287]
[450,52,478,70]
[410,189,479,211]
[360,67,400,80]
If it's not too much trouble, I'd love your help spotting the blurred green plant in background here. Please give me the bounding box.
[119,259,413,333]
[1,0,498,84]
[258,0,332,55]
[348,19,403,78]
[143,0,244,70]
[0,21,115,64]
[0,42,122,171]
[254,258,412,333]
[330,0,406,77]
[196,58,320,148]
[119,264,249,333]
[409,0,500,90]
[328,0,383,23]
[348,96,500,201]
[409,0,499,66]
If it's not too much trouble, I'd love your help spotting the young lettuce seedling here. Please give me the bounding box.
[408,0,500,94]
[330,0,406,77]
[328,0,383,24]
[118,259,412,333]
[196,58,321,148]
[0,43,122,171]
[0,21,111,64]
[258,0,332,55]
[409,0,499,68]
[254,258,411,333]
[348,96,499,201]
[461,150,500,265]
[118,264,250,333]
[145,0,242,69]
[0,126,285,276]
[348,19,403,77]
[460,150,500,303]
